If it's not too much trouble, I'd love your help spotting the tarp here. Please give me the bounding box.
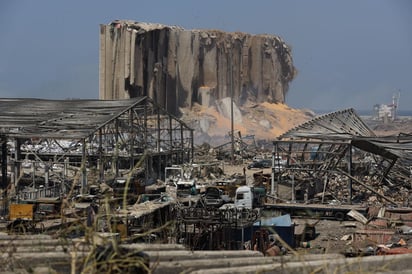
[254,214,292,227]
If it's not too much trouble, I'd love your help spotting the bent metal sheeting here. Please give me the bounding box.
[278,108,412,169]
[278,108,376,140]
[0,97,146,139]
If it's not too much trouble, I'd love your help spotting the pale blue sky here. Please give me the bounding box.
[0,0,411,112]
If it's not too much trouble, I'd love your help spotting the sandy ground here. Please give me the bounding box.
[223,162,271,184]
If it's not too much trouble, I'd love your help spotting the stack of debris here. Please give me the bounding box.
[340,207,412,256]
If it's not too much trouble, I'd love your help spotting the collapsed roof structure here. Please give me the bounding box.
[0,97,193,205]
[272,108,412,206]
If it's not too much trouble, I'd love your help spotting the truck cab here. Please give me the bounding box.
[234,186,266,209]
[234,186,253,209]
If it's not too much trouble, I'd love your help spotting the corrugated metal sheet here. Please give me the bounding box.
[279,108,376,140]
[278,108,412,166]
[0,97,146,139]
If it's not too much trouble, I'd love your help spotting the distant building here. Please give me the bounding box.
[373,92,400,122]
[373,104,394,121]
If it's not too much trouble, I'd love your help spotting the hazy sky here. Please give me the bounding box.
[0,0,411,112]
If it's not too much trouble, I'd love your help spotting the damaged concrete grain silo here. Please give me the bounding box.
[99,20,297,115]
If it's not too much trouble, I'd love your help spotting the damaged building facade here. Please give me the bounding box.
[99,20,296,115]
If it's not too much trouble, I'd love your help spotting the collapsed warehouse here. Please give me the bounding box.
[269,108,412,207]
[0,97,193,216]
[172,109,412,254]
[2,102,412,235]
[1,102,412,272]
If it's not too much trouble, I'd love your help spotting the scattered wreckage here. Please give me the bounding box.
[2,104,412,273]
[172,108,412,255]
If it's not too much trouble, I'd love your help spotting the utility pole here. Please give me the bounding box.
[230,52,235,165]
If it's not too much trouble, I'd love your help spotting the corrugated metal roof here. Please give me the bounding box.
[278,108,376,140]
[0,97,146,139]
[278,108,412,165]
[355,136,412,163]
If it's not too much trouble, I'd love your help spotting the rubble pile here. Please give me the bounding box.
[272,171,412,207]
[331,207,412,256]
[181,101,314,145]
[324,174,411,206]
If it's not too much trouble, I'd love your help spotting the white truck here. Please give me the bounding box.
[234,186,266,209]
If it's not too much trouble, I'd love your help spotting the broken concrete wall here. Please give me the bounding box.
[99,20,296,115]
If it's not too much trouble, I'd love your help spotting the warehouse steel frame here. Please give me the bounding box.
[0,97,193,214]
[270,108,412,205]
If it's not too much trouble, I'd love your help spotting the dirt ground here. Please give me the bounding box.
[293,219,363,255]
[223,162,270,183]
